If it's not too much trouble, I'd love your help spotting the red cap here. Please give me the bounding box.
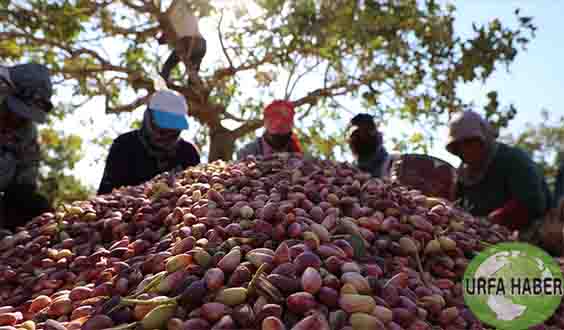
[264,100,295,134]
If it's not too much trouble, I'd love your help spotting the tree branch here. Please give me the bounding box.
[323,63,331,89]
[106,93,151,113]
[111,25,160,39]
[233,119,263,137]
[6,1,112,25]
[293,80,360,108]
[1,31,72,54]
[121,0,151,12]
[218,10,234,69]
[71,95,95,109]
[284,56,301,99]
[288,59,322,98]
[206,53,272,88]
[298,103,315,121]
[330,97,355,116]
[0,31,125,74]
[222,111,247,123]
[290,61,325,98]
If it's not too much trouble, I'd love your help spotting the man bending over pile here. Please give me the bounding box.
[98,90,200,195]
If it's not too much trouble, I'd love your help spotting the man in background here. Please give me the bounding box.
[158,6,206,83]
[0,63,53,231]
[236,100,303,160]
[446,110,549,235]
[348,113,398,178]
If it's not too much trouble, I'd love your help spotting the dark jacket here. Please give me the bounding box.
[0,183,50,231]
[456,143,548,229]
[0,121,40,192]
[236,135,305,160]
[355,153,400,179]
[98,131,200,195]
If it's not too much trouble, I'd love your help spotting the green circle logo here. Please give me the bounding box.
[463,242,563,330]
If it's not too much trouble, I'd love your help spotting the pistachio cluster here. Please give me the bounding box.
[0,153,537,330]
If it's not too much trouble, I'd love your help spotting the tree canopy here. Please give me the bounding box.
[37,105,93,206]
[1,0,536,164]
[502,110,564,190]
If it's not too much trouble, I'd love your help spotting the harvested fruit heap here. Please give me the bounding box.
[0,153,558,330]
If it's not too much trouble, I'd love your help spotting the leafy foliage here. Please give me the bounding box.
[37,106,93,206]
[1,0,536,164]
[501,110,564,189]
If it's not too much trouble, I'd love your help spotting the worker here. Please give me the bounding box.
[538,183,564,257]
[348,113,399,178]
[158,7,206,82]
[446,110,549,235]
[236,100,303,160]
[0,63,53,231]
[98,90,200,195]
[533,153,564,256]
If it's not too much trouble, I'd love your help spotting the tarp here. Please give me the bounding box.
[390,153,457,201]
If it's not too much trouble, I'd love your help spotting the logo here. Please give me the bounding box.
[463,242,563,330]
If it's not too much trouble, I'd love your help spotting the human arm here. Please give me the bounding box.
[235,147,248,161]
[180,141,201,168]
[192,145,201,166]
[488,199,530,230]
[97,139,126,195]
[236,141,259,161]
[489,149,547,229]
[381,153,401,179]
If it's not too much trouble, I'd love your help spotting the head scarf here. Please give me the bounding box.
[264,100,295,134]
[137,109,181,171]
[2,64,53,123]
[446,110,499,186]
[350,128,389,177]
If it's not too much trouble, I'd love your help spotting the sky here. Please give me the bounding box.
[453,1,564,130]
[52,0,564,190]
[428,0,564,168]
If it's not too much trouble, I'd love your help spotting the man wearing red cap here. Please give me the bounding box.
[236,100,303,160]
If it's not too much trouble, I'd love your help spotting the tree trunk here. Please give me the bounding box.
[208,127,236,162]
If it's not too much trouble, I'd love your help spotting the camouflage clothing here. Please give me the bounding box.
[0,62,52,191]
[0,63,52,230]
[0,117,40,191]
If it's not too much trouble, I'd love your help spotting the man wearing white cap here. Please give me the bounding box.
[97,90,200,195]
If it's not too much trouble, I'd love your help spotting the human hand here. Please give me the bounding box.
[488,208,504,225]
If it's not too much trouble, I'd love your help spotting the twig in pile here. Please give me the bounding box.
[247,263,268,296]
